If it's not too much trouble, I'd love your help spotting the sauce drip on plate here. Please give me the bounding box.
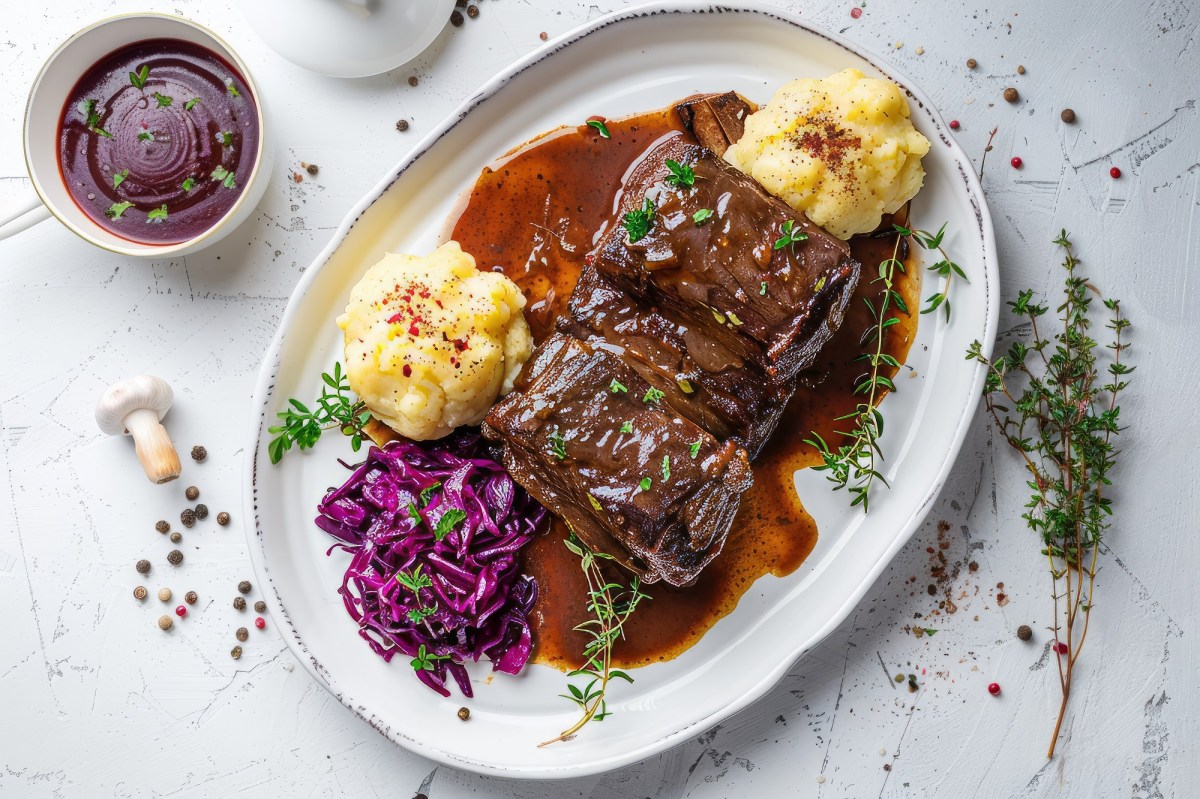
[451,109,919,668]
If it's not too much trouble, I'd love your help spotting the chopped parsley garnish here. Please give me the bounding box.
[586,119,611,138]
[146,204,168,223]
[609,378,628,394]
[623,198,655,243]
[105,201,134,220]
[396,564,432,594]
[152,92,172,108]
[78,99,111,137]
[588,493,604,512]
[210,165,237,189]
[619,421,633,434]
[665,158,695,188]
[689,438,703,459]
[549,430,567,460]
[181,177,196,192]
[406,502,422,525]
[406,604,438,624]
[419,481,441,506]
[661,455,671,481]
[129,64,149,90]
[638,476,652,492]
[226,82,241,98]
[920,627,939,636]
[726,311,744,326]
[216,130,234,147]
[184,97,201,111]
[137,131,154,143]
[410,643,449,672]
[643,387,665,404]
[432,508,467,542]
[693,208,714,225]
[773,219,809,250]
[112,169,129,190]
[760,281,768,295]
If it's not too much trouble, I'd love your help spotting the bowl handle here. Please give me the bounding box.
[0,190,51,241]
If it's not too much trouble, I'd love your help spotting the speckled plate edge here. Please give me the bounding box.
[244,0,999,779]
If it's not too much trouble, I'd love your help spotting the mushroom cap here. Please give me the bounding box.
[95,375,175,435]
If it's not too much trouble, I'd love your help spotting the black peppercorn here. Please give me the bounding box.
[466,5,479,18]
[233,596,247,611]
[185,486,199,501]
[136,559,151,575]
[167,549,184,566]
[195,504,209,520]
[159,615,174,631]
[396,119,410,132]
[184,591,198,605]
[217,512,230,526]
[306,163,318,175]
[155,520,170,534]
[170,531,182,544]
[457,707,470,721]
[1060,108,1076,124]
[236,627,249,642]
[191,445,207,462]
[1003,87,1019,103]
[408,76,418,87]
[450,10,463,26]
[1017,624,1033,641]
[238,580,252,595]
[181,508,196,528]
[134,586,148,600]
[966,57,977,69]
[231,645,243,660]
[254,600,267,613]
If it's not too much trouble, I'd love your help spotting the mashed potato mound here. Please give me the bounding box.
[337,241,532,441]
[725,68,930,239]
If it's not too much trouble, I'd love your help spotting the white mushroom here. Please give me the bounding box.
[95,375,182,484]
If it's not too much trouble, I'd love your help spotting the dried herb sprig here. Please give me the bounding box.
[268,362,371,463]
[540,534,649,746]
[966,230,1132,759]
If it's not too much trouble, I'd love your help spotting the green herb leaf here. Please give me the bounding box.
[129,64,149,90]
[693,208,713,225]
[586,119,610,138]
[638,476,652,492]
[664,158,695,188]
[211,165,237,189]
[112,169,129,189]
[689,439,702,459]
[619,421,633,434]
[419,482,441,507]
[622,198,655,243]
[397,564,433,594]
[227,82,241,98]
[410,643,449,671]
[216,130,234,147]
[921,627,938,636]
[146,204,168,223]
[773,219,809,250]
[105,201,134,220]
[549,430,567,460]
[267,362,372,463]
[181,177,196,192]
[609,379,628,394]
[406,604,437,624]
[433,508,467,542]
[661,455,671,481]
[759,281,768,295]
[588,493,603,513]
[138,131,154,142]
[185,97,201,111]
[152,92,173,108]
[642,387,664,404]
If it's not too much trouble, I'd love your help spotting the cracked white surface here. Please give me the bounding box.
[1,0,1196,796]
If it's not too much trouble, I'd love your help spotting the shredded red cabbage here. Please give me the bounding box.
[315,429,545,697]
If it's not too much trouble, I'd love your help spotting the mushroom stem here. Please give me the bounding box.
[124,408,181,484]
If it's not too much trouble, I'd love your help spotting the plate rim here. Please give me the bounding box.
[243,0,999,779]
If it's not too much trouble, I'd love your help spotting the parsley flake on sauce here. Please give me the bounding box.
[226,82,241,98]
[689,439,703,459]
[661,455,671,481]
[105,201,134,220]
[146,204,168,223]
[638,476,652,492]
[137,131,154,143]
[152,92,173,108]
[623,198,655,243]
[665,159,695,188]
[549,430,567,460]
[184,98,201,111]
[181,177,196,192]
[112,169,129,190]
[693,208,714,225]
[216,131,234,147]
[643,387,665,404]
[586,119,611,138]
[129,65,149,90]
[620,421,633,434]
[609,379,628,394]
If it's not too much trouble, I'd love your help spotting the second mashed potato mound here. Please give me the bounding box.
[725,68,930,240]
[338,241,532,441]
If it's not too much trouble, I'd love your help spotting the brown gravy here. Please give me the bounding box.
[450,109,919,669]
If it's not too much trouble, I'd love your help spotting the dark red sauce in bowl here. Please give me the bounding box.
[58,38,260,245]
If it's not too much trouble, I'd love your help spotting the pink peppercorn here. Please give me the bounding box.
[1054,641,1068,654]
[987,682,1001,696]
[850,6,862,18]
[1010,156,1023,169]
[175,605,187,618]
[255,616,266,630]
[949,119,960,130]
[1110,166,1122,178]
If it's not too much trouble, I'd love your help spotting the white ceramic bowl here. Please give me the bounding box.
[2,13,273,257]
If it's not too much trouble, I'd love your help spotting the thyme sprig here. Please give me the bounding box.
[268,362,371,464]
[966,230,1131,759]
[540,534,649,746]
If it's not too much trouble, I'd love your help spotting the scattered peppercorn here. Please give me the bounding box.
[968,560,979,572]
[1010,156,1023,169]
[155,520,170,534]
[987,682,1001,695]
[457,707,470,721]
[894,674,904,683]
[175,605,188,618]
[1017,624,1032,641]
[1110,166,1122,178]
[966,58,977,69]
[195,504,209,520]
[255,617,266,630]
[396,119,410,132]
[1017,64,1026,75]
[1003,87,1019,103]
[292,172,303,183]
[306,163,319,176]
[167,550,184,566]
[158,587,172,602]
[1060,108,1076,123]
[217,511,231,526]
[185,591,198,605]
[254,601,267,613]
[238,580,252,595]
[450,10,464,26]
[233,596,247,611]
[231,645,243,660]
[170,532,182,544]
[181,508,196,528]
[159,615,174,631]
[466,4,479,17]
[408,76,418,87]
[136,559,151,575]
[236,627,249,642]
[133,586,148,601]
[190,445,207,462]
[850,6,862,18]
[949,119,960,130]
[1054,641,1068,654]
[185,486,199,501]
[539,31,548,41]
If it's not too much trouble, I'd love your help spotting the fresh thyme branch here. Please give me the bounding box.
[268,361,372,463]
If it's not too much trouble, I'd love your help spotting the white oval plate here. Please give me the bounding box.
[245,1,998,780]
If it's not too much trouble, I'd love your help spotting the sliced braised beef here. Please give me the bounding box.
[482,332,753,587]
[674,92,753,156]
[561,264,792,457]
[591,133,861,381]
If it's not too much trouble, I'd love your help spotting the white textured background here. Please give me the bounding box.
[1,1,1196,797]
